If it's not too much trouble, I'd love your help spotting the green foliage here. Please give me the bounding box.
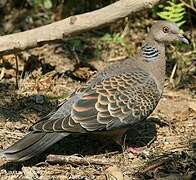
[32,0,53,10]
[101,33,129,52]
[156,0,186,28]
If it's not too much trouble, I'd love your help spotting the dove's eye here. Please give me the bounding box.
[163,26,169,33]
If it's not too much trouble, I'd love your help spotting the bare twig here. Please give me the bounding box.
[72,47,80,64]
[180,0,196,13]
[0,67,5,80]
[46,154,113,166]
[14,53,19,89]
[0,0,162,56]
[108,56,127,62]
[169,63,177,87]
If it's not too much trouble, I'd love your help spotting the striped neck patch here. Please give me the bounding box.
[142,43,160,62]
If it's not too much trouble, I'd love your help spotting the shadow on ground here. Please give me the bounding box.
[0,82,57,122]
[1,117,160,171]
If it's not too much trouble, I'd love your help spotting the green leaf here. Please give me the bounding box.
[176,20,186,27]
[101,33,113,42]
[156,0,186,28]
[43,0,52,9]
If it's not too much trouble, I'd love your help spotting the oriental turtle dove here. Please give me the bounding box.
[0,20,189,161]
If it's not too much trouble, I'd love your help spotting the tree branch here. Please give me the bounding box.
[0,0,162,56]
[46,154,113,166]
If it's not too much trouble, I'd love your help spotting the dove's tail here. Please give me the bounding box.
[0,132,69,162]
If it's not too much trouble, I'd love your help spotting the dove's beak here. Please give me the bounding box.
[178,34,190,45]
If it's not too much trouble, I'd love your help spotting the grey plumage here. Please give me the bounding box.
[1,132,68,161]
[0,20,189,162]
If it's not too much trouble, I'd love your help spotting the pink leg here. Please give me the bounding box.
[115,140,143,154]
[111,129,144,154]
[126,146,143,154]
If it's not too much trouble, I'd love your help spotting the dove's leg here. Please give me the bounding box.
[126,145,143,154]
[112,129,143,154]
[115,140,143,154]
[95,128,143,153]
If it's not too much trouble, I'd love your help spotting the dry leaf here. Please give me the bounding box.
[105,166,124,180]
[22,166,39,180]
[188,101,196,112]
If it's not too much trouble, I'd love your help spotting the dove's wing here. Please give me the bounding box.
[32,69,161,133]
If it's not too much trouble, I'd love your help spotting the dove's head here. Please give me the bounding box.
[149,20,189,45]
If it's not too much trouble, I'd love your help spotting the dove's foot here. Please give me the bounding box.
[116,140,143,154]
[126,146,143,154]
